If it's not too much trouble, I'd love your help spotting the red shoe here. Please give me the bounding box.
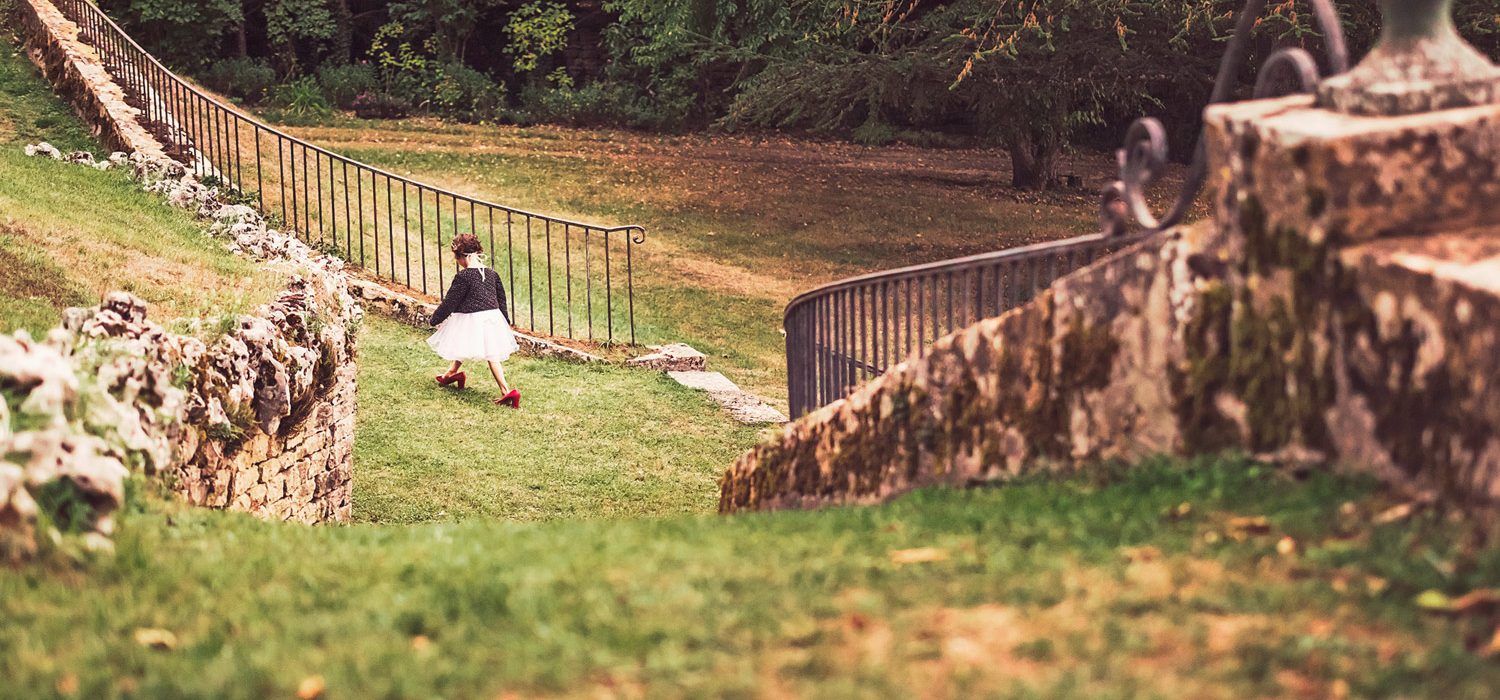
[436,372,466,389]
[495,389,521,409]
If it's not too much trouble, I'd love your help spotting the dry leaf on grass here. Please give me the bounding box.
[1223,515,1273,542]
[1226,516,1271,535]
[1481,627,1500,658]
[889,547,949,565]
[1373,503,1417,525]
[1414,588,1500,615]
[131,628,177,651]
[297,675,326,700]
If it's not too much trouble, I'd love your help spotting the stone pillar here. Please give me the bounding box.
[1200,3,1500,502]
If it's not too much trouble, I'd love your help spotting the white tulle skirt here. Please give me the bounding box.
[426,309,520,362]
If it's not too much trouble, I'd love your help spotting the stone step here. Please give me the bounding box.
[667,371,788,425]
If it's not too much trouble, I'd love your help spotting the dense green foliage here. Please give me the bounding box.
[97,1,1500,185]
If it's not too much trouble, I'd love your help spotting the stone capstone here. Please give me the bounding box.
[1204,95,1500,248]
[1317,5,1500,117]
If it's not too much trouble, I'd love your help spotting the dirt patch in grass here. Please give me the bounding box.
[0,221,90,311]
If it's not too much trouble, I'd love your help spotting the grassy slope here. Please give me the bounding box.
[0,34,272,338]
[5,459,1500,698]
[355,317,763,523]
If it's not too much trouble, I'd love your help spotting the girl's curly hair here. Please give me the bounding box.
[451,233,483,257]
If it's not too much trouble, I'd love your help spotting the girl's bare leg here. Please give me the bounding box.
[441,360,463,380]
[487,360,511,395]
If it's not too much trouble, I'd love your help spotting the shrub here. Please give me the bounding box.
[200,57,276,104]
[268,76,332,117]
[317,63,378,109]
[516,80,678,130]
[352,91,411,120]
[431,63,505,122]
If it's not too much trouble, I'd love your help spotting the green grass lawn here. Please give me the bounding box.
[0,33,274,338]
[354,317,764,523]
[4,458,1499,698]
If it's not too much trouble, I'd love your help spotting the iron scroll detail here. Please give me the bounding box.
[1102,0,1351,235]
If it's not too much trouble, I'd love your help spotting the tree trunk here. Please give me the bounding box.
[236,22,248,57]
[332,0,353,64]
[1007,131,1060,191]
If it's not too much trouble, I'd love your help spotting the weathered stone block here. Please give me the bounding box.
[627,344,707,372]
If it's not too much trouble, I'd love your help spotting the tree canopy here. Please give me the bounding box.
[99,0,1500,188]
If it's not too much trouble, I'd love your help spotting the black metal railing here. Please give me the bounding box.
[53,0,645,344]
[783,233,1145,417]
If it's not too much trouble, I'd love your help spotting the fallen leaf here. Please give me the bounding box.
[132,628,177,651]
[1410,588,1499,614]
[411,635,432,652]
[55,674,79,696]
[1365,576,1389,595]
[889,547,948,565]
[1227,516,1271,535]
[1414,589,1453,611]
[1481,627,1500,658]
[1373,503,1416,525]
[297,675,326,700]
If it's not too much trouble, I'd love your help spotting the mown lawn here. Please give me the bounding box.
[4,457,1499,698]
[354,317,764,523]
[0,33,274,338]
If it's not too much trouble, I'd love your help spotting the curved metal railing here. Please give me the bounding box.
[52,0,645,344]
[785,0,1350,417]
[783,232,1148,417]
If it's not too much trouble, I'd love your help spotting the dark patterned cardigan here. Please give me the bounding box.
[429,267,510,327]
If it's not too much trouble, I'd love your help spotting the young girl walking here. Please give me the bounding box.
[428,234,523,408]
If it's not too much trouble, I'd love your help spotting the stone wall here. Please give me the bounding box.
[721,97,1500,514]
[3,0,363,557]
[14,0,166,158]
[178,362,356,523]
[1,152,363,546]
